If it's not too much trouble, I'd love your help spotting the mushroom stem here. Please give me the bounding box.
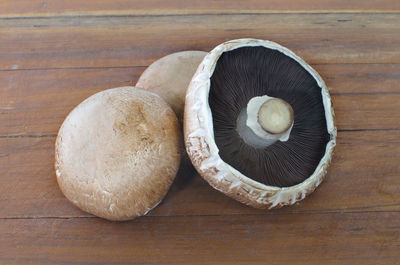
[236,95,294,148]
[258,98,294,134]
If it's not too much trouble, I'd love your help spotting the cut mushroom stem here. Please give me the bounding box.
[236,95,294,148]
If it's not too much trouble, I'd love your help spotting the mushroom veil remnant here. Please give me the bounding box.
[184,39,336,209]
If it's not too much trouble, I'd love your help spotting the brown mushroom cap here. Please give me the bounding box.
[55,86,181,221]
[136,51,207,122]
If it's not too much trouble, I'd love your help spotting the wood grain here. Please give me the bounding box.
[334,94,400,130]
[1,130,399,218]
[1,0,399,18]
[0,13,400,71]
[1,64,399,136]
[1,1,400,264]
[0,67,141,136]
[316,64,400,94]
[1,212,399,265]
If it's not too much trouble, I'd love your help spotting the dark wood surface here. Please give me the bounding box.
[0,1,399,264]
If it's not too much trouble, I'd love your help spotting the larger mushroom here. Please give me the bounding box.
[184,39,336,209]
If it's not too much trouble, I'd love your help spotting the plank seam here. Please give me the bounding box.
[1,128,399,139]
[331,92,400,96]
[1,209,400,220]
[1,11,400,20]
[1,63,400,72]
[0,134,57,139]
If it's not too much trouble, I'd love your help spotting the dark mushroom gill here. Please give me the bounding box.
[209,46,330,187]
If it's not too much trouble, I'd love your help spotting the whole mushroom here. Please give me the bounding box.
[55,87,181,220]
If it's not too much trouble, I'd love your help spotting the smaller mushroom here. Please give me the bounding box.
[55,87,181,221]
[136,51,207,122]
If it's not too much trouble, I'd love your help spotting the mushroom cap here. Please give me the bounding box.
[184,39,336,209]
[55,86,181,220]
[136,51,207,122]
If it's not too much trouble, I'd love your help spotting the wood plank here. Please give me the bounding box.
[334,94,400,130]
[315,64,400,94]
[0,67,142,136]
[1,0,399,18]
[1,130,399,218]
[0,13,399,70]
[1,2,398,264]
[0,212,399,264]
[1,64,399,136]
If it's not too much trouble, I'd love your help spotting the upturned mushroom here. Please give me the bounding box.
[55,86,181,220]
[184,39,336,209]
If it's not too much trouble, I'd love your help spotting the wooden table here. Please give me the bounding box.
[1,1,400,264]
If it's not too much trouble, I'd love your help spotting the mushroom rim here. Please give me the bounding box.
[184,38,337,208]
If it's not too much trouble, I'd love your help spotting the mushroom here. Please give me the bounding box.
[184,39,336,209]
[136,51,207,122]
[55,86,181,220]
